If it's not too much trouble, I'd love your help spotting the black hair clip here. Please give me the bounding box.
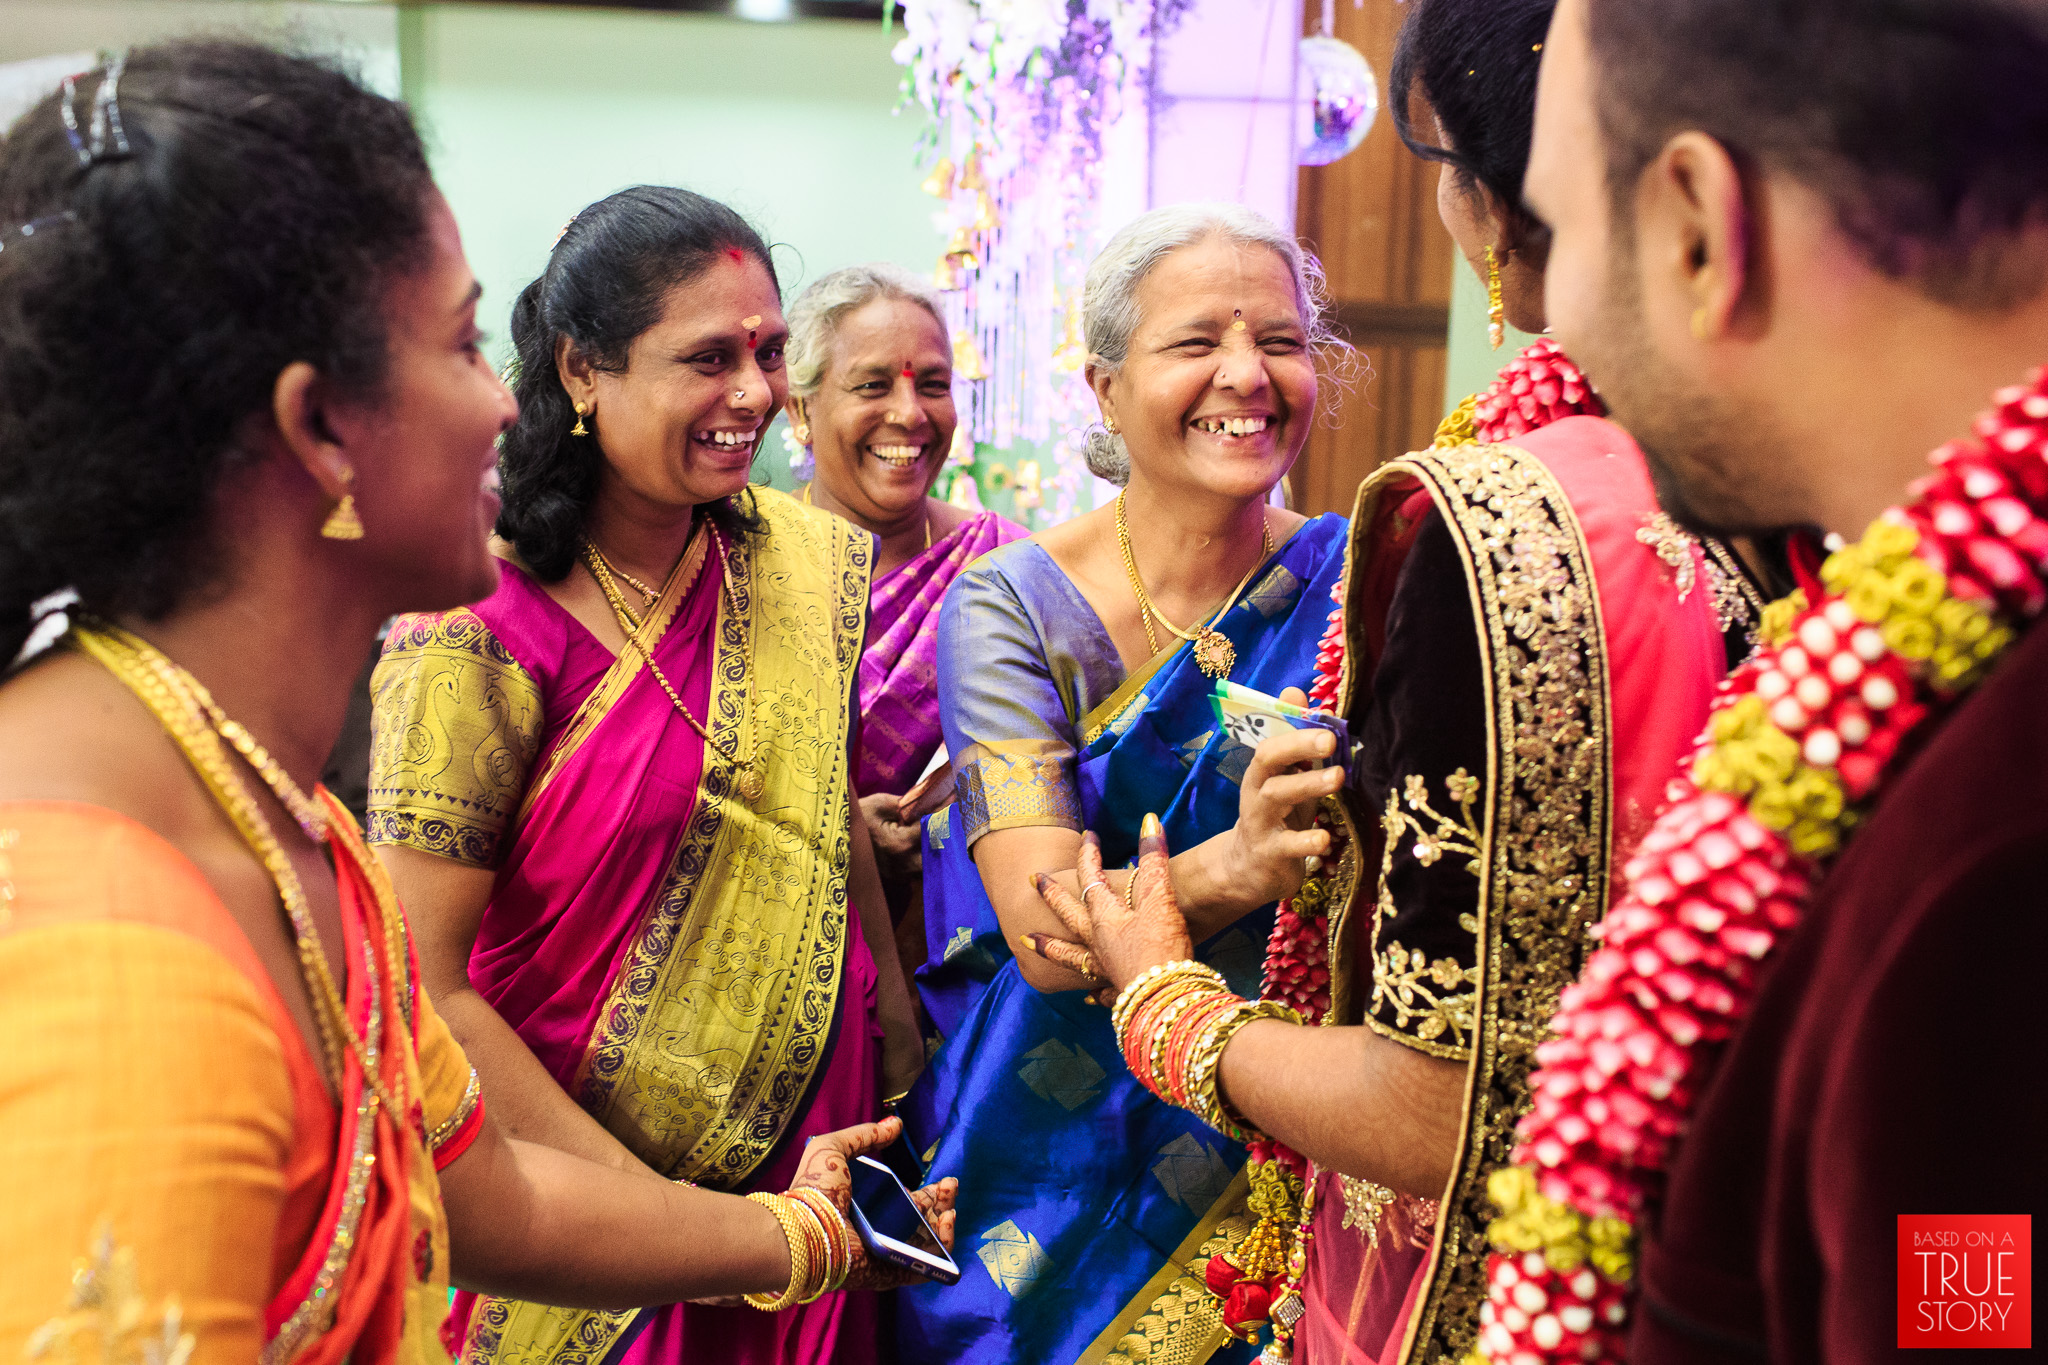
[59,53,132,169]
[0,211,79,254]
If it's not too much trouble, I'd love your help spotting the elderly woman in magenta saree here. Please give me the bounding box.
[783,262,1027,980]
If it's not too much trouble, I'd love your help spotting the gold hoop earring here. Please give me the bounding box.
[571,401,590,437]
[320,469,364,541]
[1485,245,1506,350]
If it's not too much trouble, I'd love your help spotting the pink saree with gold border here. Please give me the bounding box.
[369,489,881,1365]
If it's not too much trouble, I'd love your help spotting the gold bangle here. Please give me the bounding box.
[742,1192,814,1311]
[1146,987,1219,1099]
[1111,960,1225,1044]
[788,1187,855,1296]
[1187,999,1302,1144]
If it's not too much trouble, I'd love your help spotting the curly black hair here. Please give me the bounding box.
[1390,0,1557,246]
[0,41,436,667]
[498,185,778,581]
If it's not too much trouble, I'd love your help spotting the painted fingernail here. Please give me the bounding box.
[1141,812,1162,838]
[1021,933,1041,954]
[1029,872,1047,893]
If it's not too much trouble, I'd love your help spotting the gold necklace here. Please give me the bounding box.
[72,622,403,1111]
[804,481,932,550]
[583,531,765,804]
[1115,491,1276,679]
[588,543,661,615]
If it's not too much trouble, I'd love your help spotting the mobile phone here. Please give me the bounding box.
[1209,680,1355,777]
[873,1128,925,1190]
[847,1155,959,1285]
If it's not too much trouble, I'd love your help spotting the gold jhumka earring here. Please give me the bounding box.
[320,468,364,541]
[1485,245,1507,350]
[571,401,590,437]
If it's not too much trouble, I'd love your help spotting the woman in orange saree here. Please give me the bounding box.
[0,46,951,1365]
[370,189,926,1365]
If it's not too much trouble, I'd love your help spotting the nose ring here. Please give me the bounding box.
[733,389,746,402]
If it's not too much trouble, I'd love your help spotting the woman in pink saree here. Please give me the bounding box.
[369,189,925,1365]
[1008,4,1771,1362]
[784,264,1027,982]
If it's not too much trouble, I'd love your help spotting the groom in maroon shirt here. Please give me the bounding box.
[1522,0,2046,1360]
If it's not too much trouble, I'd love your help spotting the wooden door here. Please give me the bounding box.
[1291,0,1456,517]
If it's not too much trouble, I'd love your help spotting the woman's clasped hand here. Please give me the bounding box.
[1021,683,1341,999]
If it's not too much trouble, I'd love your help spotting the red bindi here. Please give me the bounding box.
[726,247,744,264]
[901,365,915,379]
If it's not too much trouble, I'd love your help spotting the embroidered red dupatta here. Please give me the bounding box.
[1301,418,1734,1364]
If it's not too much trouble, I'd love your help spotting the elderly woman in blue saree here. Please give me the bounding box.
[898,204,1352,1364]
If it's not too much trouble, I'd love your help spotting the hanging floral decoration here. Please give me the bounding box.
[894,0,1191,523]
[1471,372,2048,1365]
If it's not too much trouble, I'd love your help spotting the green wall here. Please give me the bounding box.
[397,6,936,399]
[397,5,940,491]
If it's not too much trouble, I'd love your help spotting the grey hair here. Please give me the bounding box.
[1081,202,1344,484]
[786,262,948,398]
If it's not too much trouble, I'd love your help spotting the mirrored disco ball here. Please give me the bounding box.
[1297,34,1379,167]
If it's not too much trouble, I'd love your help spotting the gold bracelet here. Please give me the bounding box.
[742,1192,814,1311]
[1187,999,1302,1144]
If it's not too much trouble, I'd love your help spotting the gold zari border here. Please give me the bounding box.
[461,493,870,1365]
[1075,1170,1255,1365]
[1334,444,1615,1365]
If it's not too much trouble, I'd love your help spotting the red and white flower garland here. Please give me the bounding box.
[1204,340,1607,1359]
[1471,371,2048,1365]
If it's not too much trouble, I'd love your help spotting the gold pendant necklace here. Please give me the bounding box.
[1115,491,1276,678]
[584,527,765,804]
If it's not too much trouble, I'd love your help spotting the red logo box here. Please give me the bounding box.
[1898,1215,2031,1349]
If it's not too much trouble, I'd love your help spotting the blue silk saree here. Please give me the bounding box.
[899,514,1349,1365]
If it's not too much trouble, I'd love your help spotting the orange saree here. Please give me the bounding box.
[0,795,483,1365]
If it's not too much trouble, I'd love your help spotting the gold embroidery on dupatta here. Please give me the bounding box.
[1366,774,1484,1057]
[1334,445,1615,1365]
[1636,513,1763,640]
[574,492,865,1185]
